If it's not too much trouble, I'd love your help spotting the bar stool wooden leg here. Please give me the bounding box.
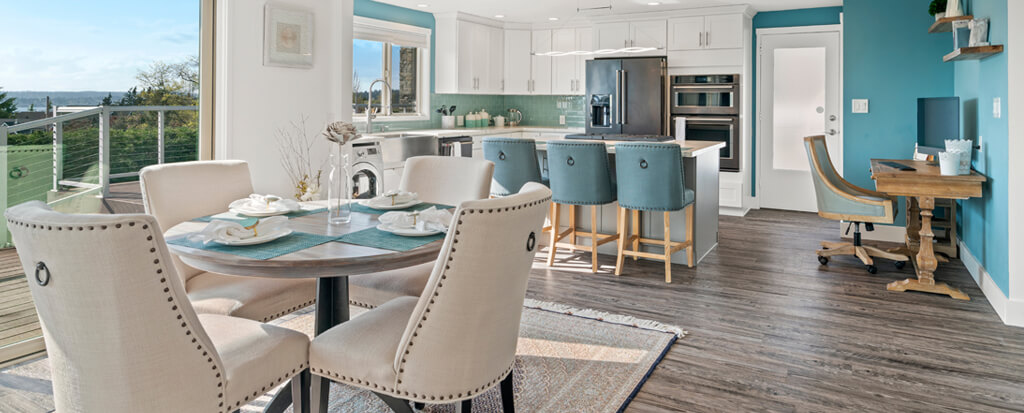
[568,205,578,251]
[686,204,695,268]
[664,211,672,283]
[615,206,628,276]
[631,210,640,261]
[547,202,561,266]
[590,205,599,273]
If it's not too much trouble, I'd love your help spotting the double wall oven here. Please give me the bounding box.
[670,74,740,171]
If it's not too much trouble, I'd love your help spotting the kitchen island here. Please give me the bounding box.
[363,126,723,265]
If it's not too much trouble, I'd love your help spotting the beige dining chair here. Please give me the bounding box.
[139,160,316,322]
[309,182,551,413]
[348,156,494,309]
[4,201,310,413]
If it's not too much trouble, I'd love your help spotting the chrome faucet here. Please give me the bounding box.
[366,78,392,134]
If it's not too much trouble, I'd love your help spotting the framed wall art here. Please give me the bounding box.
[264,4,314,68]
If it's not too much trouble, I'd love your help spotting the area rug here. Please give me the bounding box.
[0,300,684,413]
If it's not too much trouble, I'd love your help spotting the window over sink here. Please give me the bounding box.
[352,17,431,122]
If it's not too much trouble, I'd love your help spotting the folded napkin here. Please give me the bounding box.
[229,194,300,213]
[188,216,289,244]
[368,190,419,207]
[379,207,452,233]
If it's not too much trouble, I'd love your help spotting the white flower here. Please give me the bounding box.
[323,121,361,145]
[300,184,321,201]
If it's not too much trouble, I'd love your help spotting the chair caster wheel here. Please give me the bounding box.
[867,265,878,274]
[818,256,829,265]
[895,261,907,269]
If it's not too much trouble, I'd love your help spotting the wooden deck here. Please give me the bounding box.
[0,249,39,350]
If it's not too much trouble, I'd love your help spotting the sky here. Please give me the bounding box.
[1,1,199,92]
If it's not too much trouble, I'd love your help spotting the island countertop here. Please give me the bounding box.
[532,137,725,158]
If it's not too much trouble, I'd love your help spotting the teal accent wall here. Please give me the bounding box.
[843,0,954,225]
[954,0,1009,295]
[750,7,843,196]
[354,1,585,131]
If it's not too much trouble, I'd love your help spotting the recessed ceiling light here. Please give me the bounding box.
[647,2,661,5]
[548,17,559,21]
[495,14,505,18]
[416,3,429,7]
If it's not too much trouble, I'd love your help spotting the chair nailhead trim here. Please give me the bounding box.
[259,299,317,322]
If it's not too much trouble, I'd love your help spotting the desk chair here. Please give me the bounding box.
[804,136,909,273]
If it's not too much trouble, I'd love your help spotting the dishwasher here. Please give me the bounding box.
[438,136,473,157]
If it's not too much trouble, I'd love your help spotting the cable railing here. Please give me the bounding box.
[0,105,198,246]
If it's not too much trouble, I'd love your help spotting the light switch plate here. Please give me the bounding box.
[994,97,1002,119]
[559,115,566,125]
[852,99,869,114]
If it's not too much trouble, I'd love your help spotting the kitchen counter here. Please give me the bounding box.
[534,137,725,158]
[361,126,584,140]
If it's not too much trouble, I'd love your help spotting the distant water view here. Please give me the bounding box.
[9,91,126,112]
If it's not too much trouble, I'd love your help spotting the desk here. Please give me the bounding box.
[870,159,987,300]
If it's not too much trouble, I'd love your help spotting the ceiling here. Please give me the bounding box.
[376,0,842,24]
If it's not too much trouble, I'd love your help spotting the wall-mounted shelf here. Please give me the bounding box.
[928,15,973,33]
[943,45,1004,62]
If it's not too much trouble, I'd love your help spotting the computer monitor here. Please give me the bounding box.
[917,97,960,154]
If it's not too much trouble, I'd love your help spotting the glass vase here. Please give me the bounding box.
[327,145,352,225]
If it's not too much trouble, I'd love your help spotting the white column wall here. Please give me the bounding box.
[1007,0,1024,325]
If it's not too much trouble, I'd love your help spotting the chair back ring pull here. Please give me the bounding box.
[35,262,51,286]
[526,232,537,252]
[639,159,648,169]
[566,156,575,166]
[498,151,506,161]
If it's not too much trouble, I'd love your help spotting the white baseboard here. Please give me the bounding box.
[959,239,1024,327]
[837,221,905,243]
[719,206,750,217]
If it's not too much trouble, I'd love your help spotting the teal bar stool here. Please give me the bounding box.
[545,141,620,273]
[482,137,546,196]
[613,143,695,283]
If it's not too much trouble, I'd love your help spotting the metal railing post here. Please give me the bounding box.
[0,124,9,247]
[52,121,63,192]
[157,110,165,164]
[99,107,111,197]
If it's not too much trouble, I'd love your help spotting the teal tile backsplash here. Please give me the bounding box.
[373,94,585,131]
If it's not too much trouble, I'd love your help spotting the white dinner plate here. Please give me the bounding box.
[361,199,422,211]
[213,229,293,246]
[376,223,442,237]
[229,206,294,217]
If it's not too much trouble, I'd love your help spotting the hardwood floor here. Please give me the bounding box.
[531,209,1024,412]
[0,249,40,349]
[1,209,1022,412]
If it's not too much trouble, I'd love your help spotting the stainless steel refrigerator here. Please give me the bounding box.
[585,56,668,135]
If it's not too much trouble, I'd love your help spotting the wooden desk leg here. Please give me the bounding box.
[887,196,969,300]
[889,197,919,257]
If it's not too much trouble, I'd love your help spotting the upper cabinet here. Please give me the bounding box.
[594,21,666,56]
[503,30,532,95]
[668,14,743,51]
[436,14,505,94]
[551,27,591,95]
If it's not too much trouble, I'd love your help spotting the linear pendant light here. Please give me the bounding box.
[531,0,664,57]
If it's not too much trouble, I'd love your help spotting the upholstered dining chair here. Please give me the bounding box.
[804,136,909,273]
[309,182,552,413]
[139,160,316,322]
[5,201,310,413]
[348,156,495,309]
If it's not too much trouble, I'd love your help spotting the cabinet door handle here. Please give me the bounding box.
[699,32,703,47]
[706,31,710,47]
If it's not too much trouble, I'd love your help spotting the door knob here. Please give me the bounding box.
[829,115,837,121]
[826,129,838,136]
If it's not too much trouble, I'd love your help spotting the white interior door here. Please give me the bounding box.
[758,27,841,212]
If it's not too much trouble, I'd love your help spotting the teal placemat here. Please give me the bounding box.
[194,207,327,223]
[350,202,453,215]
[335,227,445,252]
[167,231,339,260]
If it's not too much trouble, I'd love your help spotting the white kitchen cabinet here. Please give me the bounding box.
[551,29,576,95]
[503,30,532,94]
[668,14,743,51]
[531,30,553,95]
[575,28,592,95]
[435,15,505,94]
[667,16,704,51]
[594,21,666,57]
[705,14,743,49]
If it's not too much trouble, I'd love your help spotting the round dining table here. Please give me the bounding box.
[164,202,445,413]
